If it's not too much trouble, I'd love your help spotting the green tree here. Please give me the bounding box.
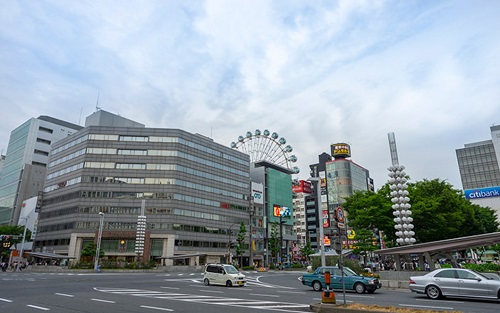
[343,178,499,246]
[352,229,377,264]
[235,221,247,267]
[80,242,104,258]
[409,179,498,242]
[0,225,32,262]
[268,222,280,262]
[342,186,395,243]
[299,241,314,262]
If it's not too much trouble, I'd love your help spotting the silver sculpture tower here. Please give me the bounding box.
[387,133,416,245]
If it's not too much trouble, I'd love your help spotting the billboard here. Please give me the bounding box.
[251,182,264,204]
[273,204,292,217]
[465,186,500,199]
[292,180,312,194]
[331,143,351,158]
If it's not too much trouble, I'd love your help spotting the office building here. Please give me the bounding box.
[456,124,500,220]
[0,116,82,226]
[306,144,373,250]
[34,110,251,266]
[250,161,294,266]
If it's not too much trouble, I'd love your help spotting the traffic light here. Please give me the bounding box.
[1,235,11,248]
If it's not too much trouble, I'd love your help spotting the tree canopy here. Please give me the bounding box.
[0,225,32,261]
[343,178,499,246]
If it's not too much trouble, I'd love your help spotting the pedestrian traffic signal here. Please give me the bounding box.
[1,235,10,241]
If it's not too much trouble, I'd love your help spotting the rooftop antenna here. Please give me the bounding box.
[96,92,101,112]
[78,107,83,125]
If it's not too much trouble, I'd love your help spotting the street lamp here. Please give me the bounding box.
[227,222,238,264]
[94,212,104,272]
[308,177,325,267]
[248,198,255,267]
[16,216,29,271]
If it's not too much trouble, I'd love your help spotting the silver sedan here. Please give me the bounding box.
[409,268,500,300]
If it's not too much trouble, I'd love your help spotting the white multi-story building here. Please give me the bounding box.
[0,116,82,225]
[456,124,500,221]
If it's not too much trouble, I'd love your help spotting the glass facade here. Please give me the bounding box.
[0,117,82,225]
[266,168,293,228]
[325,159,370,208]
[0,120,31,223]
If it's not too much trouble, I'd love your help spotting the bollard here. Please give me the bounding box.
[322,271,336,303]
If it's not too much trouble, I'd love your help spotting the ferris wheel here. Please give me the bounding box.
[230,129,300,174]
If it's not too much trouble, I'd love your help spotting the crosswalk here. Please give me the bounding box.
[161,275,297,289]
[95,287,311,312]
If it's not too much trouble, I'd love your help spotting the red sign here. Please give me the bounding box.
[322,210,330,228]
[292,180,312,194]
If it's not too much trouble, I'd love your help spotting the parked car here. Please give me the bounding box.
[203,263,246,287]
[300,266,382,294]
[409,268,500,300]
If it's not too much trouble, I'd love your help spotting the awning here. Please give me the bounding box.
[26,252,76,259]
[374,232,500,256]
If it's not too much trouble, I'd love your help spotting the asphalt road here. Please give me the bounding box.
[0,270,498,313]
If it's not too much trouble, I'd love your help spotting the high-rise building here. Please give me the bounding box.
[34,111,251,266]
[250,161,294,266]
[456,124,500,220]
[306,143,373,250]
[0,116,82,225]
[292,180,312,248]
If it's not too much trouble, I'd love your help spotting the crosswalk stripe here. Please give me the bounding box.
[97,287,309,312]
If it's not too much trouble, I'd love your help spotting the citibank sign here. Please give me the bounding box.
[465,186,500,199]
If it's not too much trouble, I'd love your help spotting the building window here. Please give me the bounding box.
[39,126,53,134]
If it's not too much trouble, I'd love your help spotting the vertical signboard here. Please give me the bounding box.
[251,182,264,204]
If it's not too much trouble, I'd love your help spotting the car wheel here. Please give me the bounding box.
[425,285,442,299]
[226,280,233,287]
[312,281,323,291]
[204,278,210,286]
[354,283,366,294]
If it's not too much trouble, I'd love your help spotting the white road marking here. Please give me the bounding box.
[97,287,311,312]
[249,294,280,297]
[0,298,13,302]
[91,298,116,303]
[55,293,74,297]
[140,305,174,311]
[161,286,180,290]
[26,304,50,310]
[199,290,224,293]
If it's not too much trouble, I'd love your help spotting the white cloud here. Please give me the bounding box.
[1,0,500,190]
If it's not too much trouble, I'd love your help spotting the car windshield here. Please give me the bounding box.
[223,265,239,274]
[470,269,492,280]
[343,267,357,276]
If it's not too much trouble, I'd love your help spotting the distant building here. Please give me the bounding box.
[34,111,251,266]
[0,116,82,226]
[456,124,500,221]
[292,180,312,250]
[306,144,373,250]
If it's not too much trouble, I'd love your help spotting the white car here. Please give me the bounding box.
[410,268,500,300]
[203,264,246,287]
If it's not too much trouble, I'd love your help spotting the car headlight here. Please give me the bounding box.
[368,280,375,284]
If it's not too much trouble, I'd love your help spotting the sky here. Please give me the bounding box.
[1,0,499,191]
